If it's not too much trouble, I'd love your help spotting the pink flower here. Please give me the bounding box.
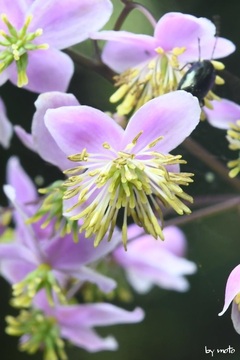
[0,0,113,92]
[113,224,197,293]
[15,91,80,170]
[6,290,144,356]
[0,157,121,308]
[91,12,235,115]
[204,98,240,177]
[205,98,240,130]
[219,265,240,334]
[44,90,201,248]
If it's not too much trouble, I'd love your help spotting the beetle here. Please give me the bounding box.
[177,59,216,105]
[177,26,219,106]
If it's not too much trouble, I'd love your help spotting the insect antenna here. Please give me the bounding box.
[211,15,220,59]
[197,37,201,61]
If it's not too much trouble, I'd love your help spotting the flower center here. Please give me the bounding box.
[6,309,67,360]
[63,132,194,249]
[27,180,79,243]
[0,13,48,86]
[11,263,67,308]
[110,46,186,116]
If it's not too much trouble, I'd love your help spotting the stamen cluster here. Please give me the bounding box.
[0,14,48,86]
[63,132,194,249]
[6,309,67,360]
[110,47,185,115]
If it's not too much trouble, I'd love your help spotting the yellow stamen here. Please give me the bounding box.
[0,13,49,86]
[109,46,184,116]
[215,75,225,85]
[211,60,225,70]
[62,133,194,248]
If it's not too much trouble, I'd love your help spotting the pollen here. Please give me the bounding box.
[62,132,194,249]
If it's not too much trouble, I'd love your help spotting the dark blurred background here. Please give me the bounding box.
[1,0,240,359]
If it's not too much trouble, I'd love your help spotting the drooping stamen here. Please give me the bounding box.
[109,47,186,116]
[62,132,194,249]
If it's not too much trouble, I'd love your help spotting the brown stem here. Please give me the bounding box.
[164,196,240,227]
[161,194,238,218]
[115,1,157,30]
[182,137,240,191]
[128,195,240,242]
[64,48,116,83]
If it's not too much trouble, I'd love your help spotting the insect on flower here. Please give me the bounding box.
[177,16,226,107]
[177,37,223,106]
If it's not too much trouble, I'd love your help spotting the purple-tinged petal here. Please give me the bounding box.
[5,160,48,246]
[0,243,35,263]
[34,292,143,351]
[127,225,186,255]
[71,266,116,293]
[115,237,196,276]
[61,327,117,352]
[32,92,79,169]
[122,91,201,153]
[127,223,144,241]
[154,273,190,292]
[29,0,113,49]
[0,70,8,86]
[114,225,196,293]
[45,106,124,156]
[14,126,36,152]
[55,303,144,328]
[182,38,236,63]
[92,31,158,73]
[3,184,46,256]
[1,259,35,284]
[231,302,240,334]
[8,49,74,93]
[154,12,215,50]
[126,267,190,293]
[44,231,120,271]
[218,265,240,316]
[161,226,187,256]
[195,37,235,60]
[0,241,38,283]
[0,97,13,148]
[6,157,37,208]
[0,0,28,28]
[205,99,240,130]
[6,158,56,242]
[125,271,153,293]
